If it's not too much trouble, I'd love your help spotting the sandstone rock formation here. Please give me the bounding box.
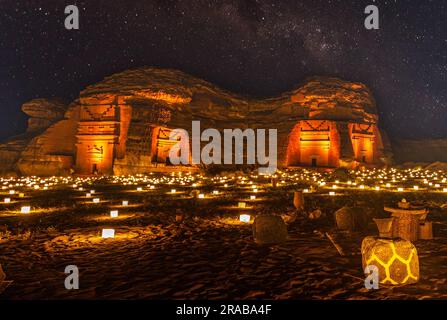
[22,98,67,133]
[0,67,393,176]
[0,99,71,175]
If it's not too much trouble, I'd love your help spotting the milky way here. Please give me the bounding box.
[0,0,446,139]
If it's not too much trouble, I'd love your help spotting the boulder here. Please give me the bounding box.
[293,191,305,210]
[21,98,67,133]
[361,236,419,285]
[335,206,370,231]
[252,215,288,245]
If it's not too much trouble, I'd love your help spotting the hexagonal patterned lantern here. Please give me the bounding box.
[361,236,419,285]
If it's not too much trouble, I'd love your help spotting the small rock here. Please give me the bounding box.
[253,215,288,245]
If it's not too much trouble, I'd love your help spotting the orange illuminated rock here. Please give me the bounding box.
[1,68,392,176]
[22,98,67,133]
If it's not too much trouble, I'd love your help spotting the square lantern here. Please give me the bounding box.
[102,229,115,238]
[110,210,119,218]
[21,206,31,214]
[122,200,129,206]
[4,198,11,204]
[240,214,251,223]
[93,198,100,203]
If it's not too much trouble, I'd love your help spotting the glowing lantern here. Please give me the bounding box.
[171,189,176,194]
[19,193,25,198]
[149,185,155,190]
[435,184,440,188]
[213,190,219,195]
[303,189,309,193]
[386,183,391,188]
[101,229,115,238]
[21,206,31,214]
[250,195,256,200]
[122,200,129,206]
[90,190,95,194]
[9,190,15,195]
[86,193,91,198]
[239,214,251,223]
[238,202,246,208]
[413,186,419,190]
[398,188,404,192]
[359,185,365,189]
[443,188,447,193]
[375,186,380,191]
[253,189,258,193]
[110,210,119,218]
[93,198,100,203]
[137,187,143,191]
[361,236,419,285]
[4,198,11,204]
[198,194,205,199]
[329,191,336,196]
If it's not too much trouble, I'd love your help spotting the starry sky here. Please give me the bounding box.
[0,0,446,140]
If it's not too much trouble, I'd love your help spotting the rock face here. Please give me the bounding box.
[21,99,67,133]
[16,101,78,176]
[0,67,392,176]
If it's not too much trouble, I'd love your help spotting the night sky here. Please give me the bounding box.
[0,0,446,140]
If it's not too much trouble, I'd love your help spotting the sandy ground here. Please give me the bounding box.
[0,172,447,300]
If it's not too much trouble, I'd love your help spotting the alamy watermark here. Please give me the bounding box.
[65,4,379,31]
[167,121,277,174]
[364,265,379,290]
[64,265,79,290]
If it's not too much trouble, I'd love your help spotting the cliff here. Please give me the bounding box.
[0,67,390,175]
